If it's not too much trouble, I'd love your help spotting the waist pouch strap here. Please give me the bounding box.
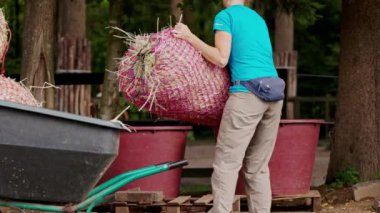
[234,77,286,102]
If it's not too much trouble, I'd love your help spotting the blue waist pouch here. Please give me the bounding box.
[234,77,286,102]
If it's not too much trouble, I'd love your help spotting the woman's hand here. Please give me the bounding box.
[172,23,231,68]
[172,23,194,42]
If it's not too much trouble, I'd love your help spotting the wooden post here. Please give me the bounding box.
[286,68,297,118]
[115,206,130,213]
[232,195,241,212]
[374,197,380,213]
[166,196,191,213]
[274,51,298,118]
[56,0,92,116]
[56,37,92,116]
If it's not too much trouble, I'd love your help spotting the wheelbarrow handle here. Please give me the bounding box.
[167,160,188,169]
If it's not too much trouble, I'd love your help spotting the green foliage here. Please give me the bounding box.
[295,0,341,98]
[186,130,196,141]
[180,184,211,196]
[376,171,380,180]
[294,0,341,119]
[87,0,172,74]
[0,0,341,120]
[330,166,359,188]
[294,2,324,28]
[122,0,171,33]
[277,0,325,28]
[87,0,109,73]
[181,0,222,44]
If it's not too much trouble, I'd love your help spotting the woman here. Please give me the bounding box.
[173,0,283,212]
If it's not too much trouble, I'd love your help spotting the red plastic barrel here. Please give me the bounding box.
[236,119,324,196]
[98,125,192,198]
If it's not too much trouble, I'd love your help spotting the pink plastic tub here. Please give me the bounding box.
[98,125,192,198]
[236,119,324,196]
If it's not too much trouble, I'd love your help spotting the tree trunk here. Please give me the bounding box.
[327,0,380,181]
[274,10,293,52]
[171,0,182,22]
[58,0,86,38]
[274,2,296,119]
[57,0,91,116]
[183,2,193,26]
[99,0,125,120]
[21,0,57,109]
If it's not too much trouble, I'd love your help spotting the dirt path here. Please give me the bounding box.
[319,186,376,213]
[321,199,375,213]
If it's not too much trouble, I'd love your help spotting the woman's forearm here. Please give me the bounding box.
[172,23,231,68]
[187,34,228,68]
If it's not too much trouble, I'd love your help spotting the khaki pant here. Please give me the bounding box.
[208,92,283,213]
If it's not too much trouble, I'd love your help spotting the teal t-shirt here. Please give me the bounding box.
[213,5,278,93]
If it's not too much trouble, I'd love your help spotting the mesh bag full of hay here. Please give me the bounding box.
[0,8,39,107]
[118,28,231,126]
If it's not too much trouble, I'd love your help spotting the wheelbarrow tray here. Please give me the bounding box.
[0,100,121,203]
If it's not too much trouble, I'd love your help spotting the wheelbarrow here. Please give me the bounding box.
[0,100,188,212]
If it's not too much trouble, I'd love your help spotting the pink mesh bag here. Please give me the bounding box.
[0,76,39,106]
[118,28,230,126]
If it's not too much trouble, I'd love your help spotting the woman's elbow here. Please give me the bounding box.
[215,58,228,68]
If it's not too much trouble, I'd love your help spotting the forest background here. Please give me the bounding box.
[0,0,341,120]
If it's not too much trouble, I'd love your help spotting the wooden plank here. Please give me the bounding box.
[79,85,85,115]
[64,85,69,112]
[272,190,321,201]
[107,193,319,213]
[74,85,80,114]
[287,68,297,97]
[115,206,129,213]
[273,51,297,69]
[166,206,181,213]
[271,212,315,213]
[303,190,322,212]
[232,195,241,212]
[286,102,295,119]
[86,85,91,116]
[374,197,380,213]
[313,195,321,212]
[286,68,297,119]
[166,195,188,213]
[194,194,213,205]
[69,85,74,113]
[58,87,63,111]
[0,207,10,213]
[167,196,191,205]
[238,212,315,213]
[115,191,164,203]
